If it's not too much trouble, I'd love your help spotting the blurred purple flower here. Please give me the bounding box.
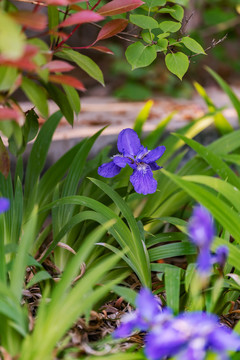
[113,288,168,338]
[188,205,229,275]
[113,288,240,360]
[188,205,215,275]
[145,312,240,360]
[212,245,229,269]
[0,197,10,214]
[188,205,215,249]
[98,128,165,195]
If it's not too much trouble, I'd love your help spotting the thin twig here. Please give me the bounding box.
[189,34,228,59]
[91,0,101,11]
[55,5,70,48]
[14,0,46,6]
[180,11,194,35]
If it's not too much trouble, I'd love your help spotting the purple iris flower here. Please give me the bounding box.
[113,288,168,338]
[188,205,215,249]
[114,288,240,360]
[0,197,10,214]
[188,205,215,275]
[98,128,166,195]
[146,312,240,360]
[188,205,229,275]
[213,245,229,269]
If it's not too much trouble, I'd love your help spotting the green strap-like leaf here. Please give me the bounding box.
[207,67,240,124]
[162,170,240,244]
[175,133,240,189]
[24,111,62,203]
[165,266,181,314]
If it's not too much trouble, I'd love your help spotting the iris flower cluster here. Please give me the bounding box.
[188,205,228,276]
[98,128,166,195]
[114,288,240,360]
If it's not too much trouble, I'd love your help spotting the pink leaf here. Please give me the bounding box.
[42,0,86,5]
[95,19,128,42]
[49,74,86,91]
[0,45,38,71]
[10,11,47,30]
[59,10,104,28]
[0,108,20,121]
[97,0,144,16]
[43,60,75,72]
[90,46,114,55]
[48,30,69,40]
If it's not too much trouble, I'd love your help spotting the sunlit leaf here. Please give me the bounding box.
[0,9,25,60]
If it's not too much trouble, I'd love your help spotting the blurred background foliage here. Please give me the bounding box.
[84,0,240,100]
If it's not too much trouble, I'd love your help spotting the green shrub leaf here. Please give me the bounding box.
[159,20,181,32]
[165,52,189,79]
[126,41,157,69]
[21,77,48,118]
[181,36,206,54]
[57,48,104,85]
[130,14,158,29]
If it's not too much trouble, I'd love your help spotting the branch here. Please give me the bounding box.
[189,34,228,59]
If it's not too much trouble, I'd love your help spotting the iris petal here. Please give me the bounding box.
[143,146,166,163]
[98,161,121,178]
[130,165,157,195]
[149,162,161,171]
[197,248,212,275]
[113,312,139,339]
[136,288,161,321]
[0,198,10,213]
[208,327,240,352]
[113,156,133,168]
[117,128,141,157]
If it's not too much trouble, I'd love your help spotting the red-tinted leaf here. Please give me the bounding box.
[59,10,104,28]
[0,138,10,179]
[0,45,38,71]
[48,30,69,40]
[10,11,47,30]
[42,0,86,5]
[43,60,75,72]
[90,46,114,55]
[49,74,86,91]
[98,0,144,16]
[95,19,128,42]
[0,108,20,121]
